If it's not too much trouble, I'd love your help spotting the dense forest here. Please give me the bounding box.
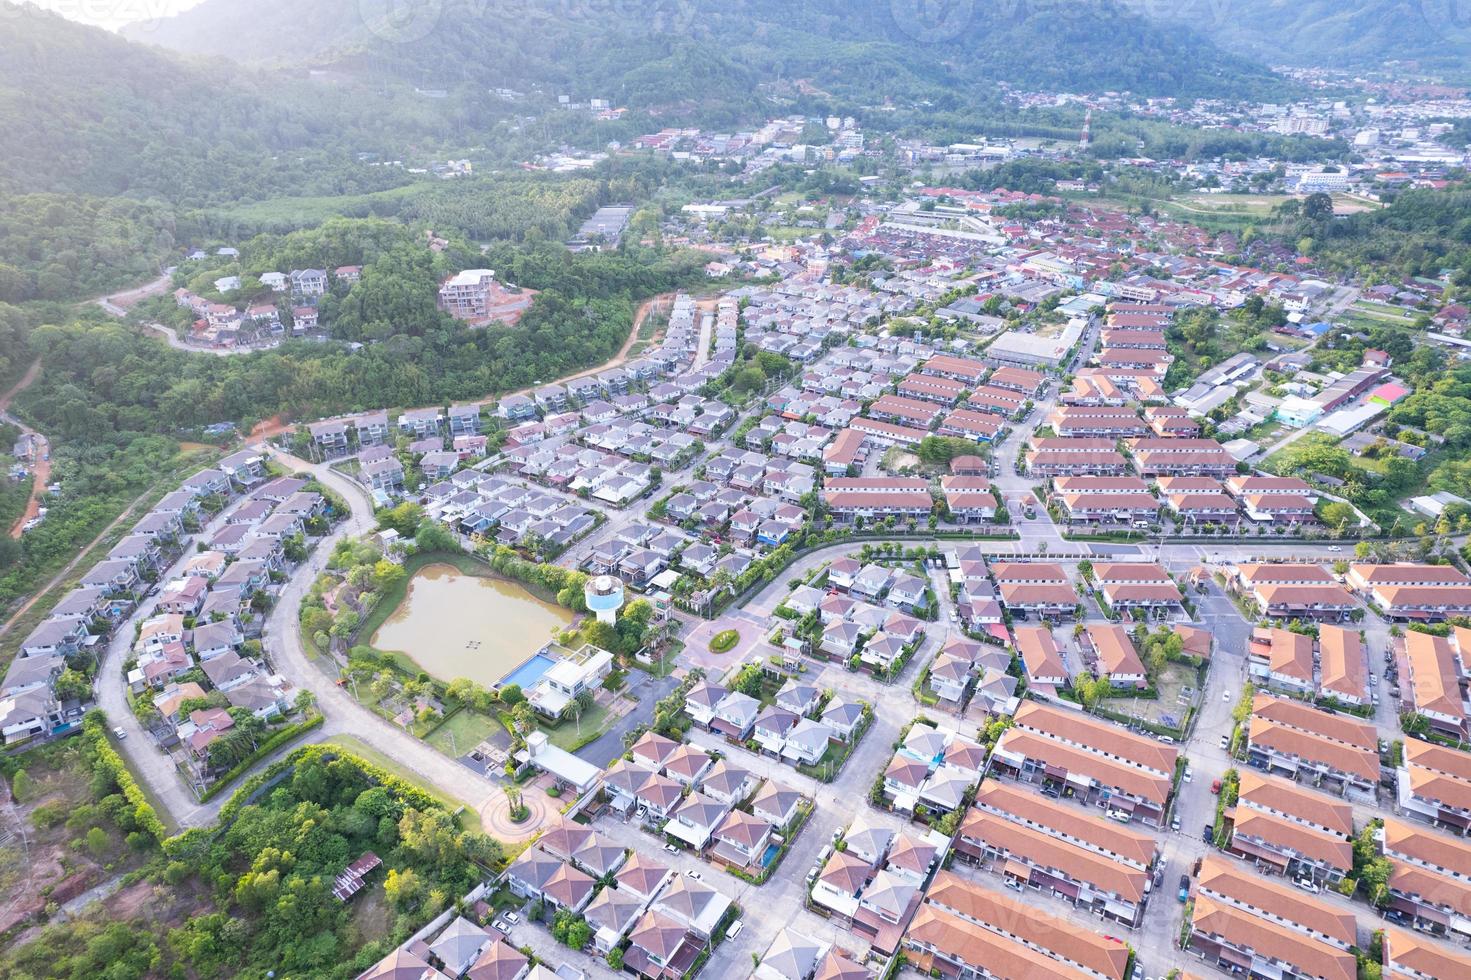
[128,0,1287,108]
[1124,0,1471,71]
[1287,186,1471,282]
[0,195,179,302]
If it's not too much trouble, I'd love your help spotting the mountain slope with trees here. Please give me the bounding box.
[1124,0,1471,71]
[125,0,1287,105]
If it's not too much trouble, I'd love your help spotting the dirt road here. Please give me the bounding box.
[94,272,172,317]
[1,360,49,539]
[472,290,675,408]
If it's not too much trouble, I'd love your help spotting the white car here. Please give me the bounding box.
[1183,769,1193,783]
[503,911,520,925]
[663,843,679,853]
[112,726,127,740]
[726,920,744,940]
[1223,689,1231,702]
[684,869,702,880]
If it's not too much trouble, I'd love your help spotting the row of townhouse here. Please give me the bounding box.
[1397,736,1471,835]
[1185,854,1358,980]
[2,456,272,744]
[1401,628,1471,743]
[1223,769,1355,886]
[1348,562,1471,622]
[1234,563,1358,621]
[903,869,1132,980]
[989,700,1180,828]
[1248,624,1368,705]
[954,779,1160,929]
[989,561,1077,620]
[1380,816,1471,944]
[1159,474,1318,526]
[1245,693,1380,801]
[1025,437,1130,477]
[821,476,933,523]
[1050,475,1158,525]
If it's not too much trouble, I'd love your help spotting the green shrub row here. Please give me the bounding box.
[197,713,325,802]
[82,711,167,843]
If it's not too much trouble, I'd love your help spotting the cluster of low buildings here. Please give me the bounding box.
[879,722,987,818]
[4,451,301,745]
[606,730,809,878]
[781,557,929,674]
[685,676,868,775]
[173,263,349,348]
[807,813,948,959]
[424,472,600,557]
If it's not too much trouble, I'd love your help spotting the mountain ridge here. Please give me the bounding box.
[1120,0,1471,71]
[120,0,1288,103]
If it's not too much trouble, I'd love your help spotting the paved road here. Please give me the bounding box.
[95,494,257,829]
[259,449,509,821]
[577,670,680,769]
[692,306,715,371]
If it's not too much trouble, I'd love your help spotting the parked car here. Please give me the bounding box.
[1177,875,1190,902]
[1170,815,1181,832]
[727,920,744,940]
[1203,824,1215,843]
[112,726,127,740]
[1219,734,1230,750]
[1210,778,1222,795]
[1295,877,1321,894]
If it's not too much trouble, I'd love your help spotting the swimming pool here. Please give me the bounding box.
[501,652,556,691]
[759,841,781,868]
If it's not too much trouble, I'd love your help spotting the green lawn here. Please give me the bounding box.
[425,708,502,758]
[205,183,425,230]
[1350,300,1417,322]
[543,702,612,752]
[321,734,486,834]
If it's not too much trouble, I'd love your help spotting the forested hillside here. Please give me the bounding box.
[17,244,707,440]
[1123,0,1471,71]
[0,195,179,302]
[128,0,1286,106]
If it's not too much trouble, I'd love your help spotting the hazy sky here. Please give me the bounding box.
[24,0,209,31]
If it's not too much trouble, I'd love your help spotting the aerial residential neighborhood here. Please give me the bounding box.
[9,3,1471,979]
